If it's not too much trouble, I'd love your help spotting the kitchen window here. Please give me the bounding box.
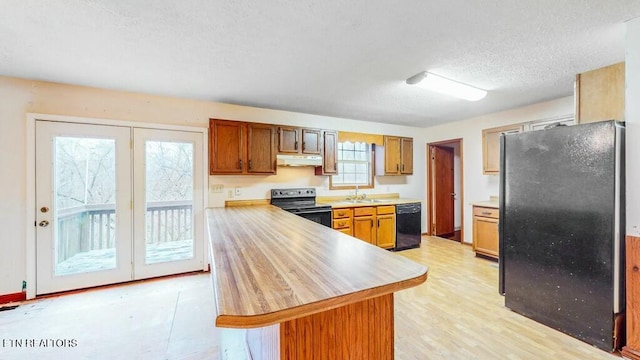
[329,141,373,189]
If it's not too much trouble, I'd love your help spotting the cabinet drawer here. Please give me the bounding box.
[376,205,395,215]
[333,209,353,219]
[332,219,352,229]
[354,207,375,216]
[473,206,499,218]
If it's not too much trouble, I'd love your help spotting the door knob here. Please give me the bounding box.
[451,193,456,196]
[38,220,49,227]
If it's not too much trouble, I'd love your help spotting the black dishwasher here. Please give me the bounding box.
[395,203,421,251]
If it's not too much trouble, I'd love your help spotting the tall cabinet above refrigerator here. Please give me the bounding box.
[498,120,625,352]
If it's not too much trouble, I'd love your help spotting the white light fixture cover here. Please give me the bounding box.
[406,71,487,101]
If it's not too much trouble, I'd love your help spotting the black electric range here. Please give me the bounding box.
[270,188,331,227]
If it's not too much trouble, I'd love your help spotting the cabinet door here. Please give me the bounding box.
[400,137,413,174]
[301,128,322,154]
[576,62,625,124]
[247,123,276,174]
[384,136,401,175]
[376,214,396,249]
[210,119,243,174]
[473,216,499,258]
[321,130,338,174]
[353,215,376,244]
[277,126,300,153]
[482,124,522,175]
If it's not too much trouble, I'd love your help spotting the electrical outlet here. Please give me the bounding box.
[235,187,241,196]
[227,190,233,198]
[210,184,223,193]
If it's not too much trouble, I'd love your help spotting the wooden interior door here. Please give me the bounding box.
[431,146,455,237]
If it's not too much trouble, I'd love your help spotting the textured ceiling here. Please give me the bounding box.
[1,1,639,127]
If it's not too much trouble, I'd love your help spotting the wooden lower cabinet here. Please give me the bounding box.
[376,205,396,249]
[623,235,640,360]
[332,208,353,236]
[332,205,396,249]
[472,206,499,260]
[354,207,376,245]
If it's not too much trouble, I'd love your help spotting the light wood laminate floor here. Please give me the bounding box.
[0,236,621,359]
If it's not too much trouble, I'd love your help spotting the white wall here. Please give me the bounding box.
[422,97,575,243]
[626,17,640,236]
[0,76,425,296]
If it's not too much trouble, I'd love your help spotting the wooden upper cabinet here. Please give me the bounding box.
[246,123,276,174]
[384,136,401,174]
[320,130,338,175]
[400,137,413,174]
[277,126,300,153]
[575,62,625,124]
[482,124,523,175]
[210,119,276,175]
[375,136,413,176]
[313,130,338,176]
[209,119,243,174]
[302,128,322,154]
[277,127,322,155]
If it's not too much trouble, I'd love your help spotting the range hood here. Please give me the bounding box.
[276,154,322,167]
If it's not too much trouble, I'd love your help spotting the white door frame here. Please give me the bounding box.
[26,113,208,299]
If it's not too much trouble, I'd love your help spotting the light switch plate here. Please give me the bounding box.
[210,184,223,193]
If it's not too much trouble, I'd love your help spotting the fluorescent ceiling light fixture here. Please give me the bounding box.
[406,71,487,101]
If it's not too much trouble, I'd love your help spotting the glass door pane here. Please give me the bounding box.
[144,140,194,264]
[55,137,118,275]
[133,128,204,279]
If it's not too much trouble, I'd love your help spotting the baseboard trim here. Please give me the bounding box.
[622,346,640,360]
[0,292,26,305]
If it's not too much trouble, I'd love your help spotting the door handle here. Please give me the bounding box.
[238,159,243,169]
[39,220,49,227]
[248,160,252,170]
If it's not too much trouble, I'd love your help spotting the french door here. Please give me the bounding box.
[35,121,204,295]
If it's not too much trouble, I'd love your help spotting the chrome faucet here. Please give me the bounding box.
[346,185,366,201]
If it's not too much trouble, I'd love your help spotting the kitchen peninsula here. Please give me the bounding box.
[206,206,428,359]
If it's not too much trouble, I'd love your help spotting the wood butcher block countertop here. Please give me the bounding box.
[206,206,428,329]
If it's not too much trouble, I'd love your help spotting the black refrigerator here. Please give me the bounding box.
[498,120,625,352]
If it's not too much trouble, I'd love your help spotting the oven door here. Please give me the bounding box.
[289,208,332,227]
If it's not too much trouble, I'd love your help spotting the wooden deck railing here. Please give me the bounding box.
[56,201,192,262]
